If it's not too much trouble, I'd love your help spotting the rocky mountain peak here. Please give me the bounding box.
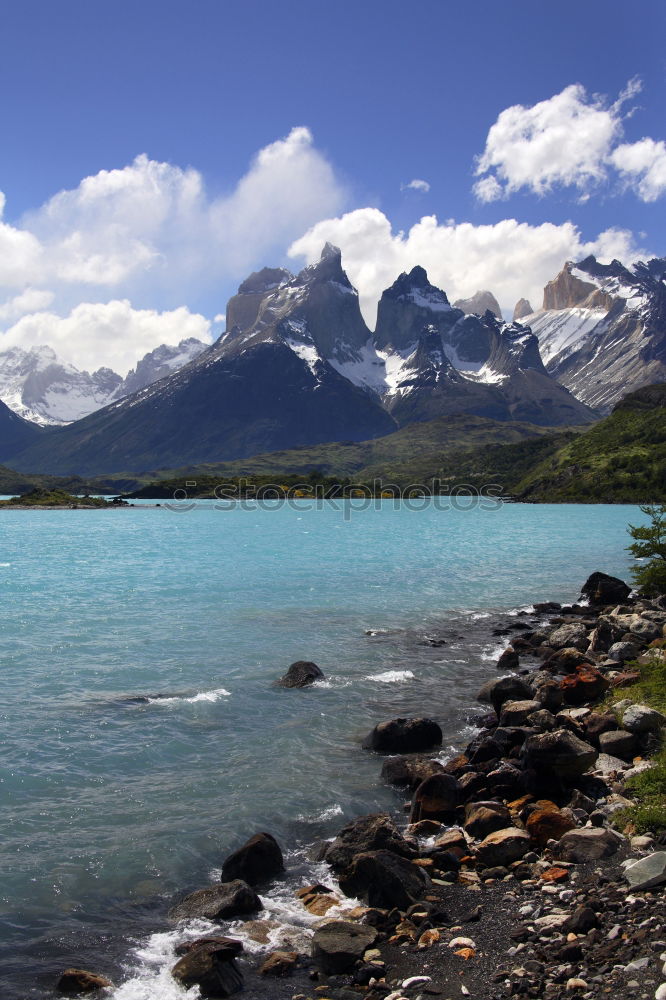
[320,241,342,261]
[513,298,533,322]
[484,317,547,378]
[453,290,502,319]
[237,267,292,296]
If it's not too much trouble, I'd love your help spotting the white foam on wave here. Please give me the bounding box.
[110,919,215,999]
[311,678,351,689]
[147,687,231,705]
[479,642,506,662]
[0,562,11,567]
[296,803,344,823]
[368,669,415,683]
[469,612,491,620]
[507,605,534,616]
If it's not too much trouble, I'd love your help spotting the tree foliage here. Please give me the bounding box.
[628,504,666,596]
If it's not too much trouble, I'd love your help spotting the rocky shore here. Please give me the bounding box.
[59,572,666,1000]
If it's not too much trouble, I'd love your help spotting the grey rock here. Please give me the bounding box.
[608,641,641,662]
[581,571,632,605]
[499,700,542,726]
[221,833,284,886]
[548,624,589,651]
[338,850,430,909]
[363,717,442,754]
[622,703,666,733]
[171,943,244,997]
[556,827,625,863]
[325,813,414,874]
[623,851,666,891]
[521,728,598,782]
[598,729,637,761]
[311,920,378,975]
[475,827,530,867]
[277,660,324,688]
[169,881,261,921]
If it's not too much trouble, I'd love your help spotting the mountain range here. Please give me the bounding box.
[0,245,663,477]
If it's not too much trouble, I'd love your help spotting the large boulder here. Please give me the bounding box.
[525,802,575,846]
[478,675,533,715]
[548,624,589,652]
[475,827,530,867]
[622,703,666,733]
[221,833,284,886]
[464,801,512,839]
[543,647,595,674]
[56,970,113,994]
[338,850,430,909]
[608,641,641,662]
[581,572,632,606]
[521,729,598,783]
[499,700,542,726]
[363,717,442,754]
[325,813,413,874]
[410,773,459,823]
[380,755,444,788]
[496,647,520,671]
[170,881,262,921]
[598,729,637,761]
[311,920,378,975]
[560,665,610,705]
[555,827,625,863]
[171,942,244,997]
[623,851,666,891]
[278,661,324,688]
[629,617,662,642]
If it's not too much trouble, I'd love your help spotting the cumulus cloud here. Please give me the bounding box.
[0,301,212,375]
[0,288,54,322]
[402,179,431,193]
[473,78,666,204]
[610,137,666,202]
[289,208,642,324]
[0,127,346,371]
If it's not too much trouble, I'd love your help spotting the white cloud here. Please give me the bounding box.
[0,288,54,322]
[610,137,666,202]
[0,127,346,371]
[474,83,629,201]
[474,78,666,204]
[0,301,212,375]
[288,208,642,324]
[402,178,431,193]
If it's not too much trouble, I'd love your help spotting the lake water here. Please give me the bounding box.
[0,500,647,998]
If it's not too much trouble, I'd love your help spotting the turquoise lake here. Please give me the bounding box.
[0,500,648,998]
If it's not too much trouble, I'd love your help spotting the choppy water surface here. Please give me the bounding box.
[0,500,646,998]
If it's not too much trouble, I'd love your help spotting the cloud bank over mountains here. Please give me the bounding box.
[0,82,663,374]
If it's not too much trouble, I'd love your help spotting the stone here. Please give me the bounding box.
[433,827,467,852]
[464,801,512,839]
[338,850,430,909]
[499,700,542,726]
[174,937,243,958]
[521,729,598,783]
[475,827,530,868]
[278,660,324,688]
[533,680,564,712]
[526,708,557,730]
[623,852,666,891]
[548,625,589,652]
[171,943,244,997]
[526,803,575,846]
[608,641,641,662]
[169,880,261,921]
[497,647,520,671]
[543,647,595,673]
[410,772,459,823]
[311,920,378,974]
[555,827,625,863]
[259,951,298,976]
[581,572,631,605]
[325,813,414,874]
[584,710,619,746]
[630,618,663,641]
[598,729,637,761]
[566,905,599,933]
[560,665,610,705]
[381,755,444,788]
[481,675,533,714]
[588,618,617,654]
[622,704,666,733]
[56,969,113,993]
[221,833,284,885]
[363,717,442,754]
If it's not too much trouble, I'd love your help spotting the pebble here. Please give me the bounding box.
[448,937,475,950]
[655,986,666,999]
[566,979,588,990]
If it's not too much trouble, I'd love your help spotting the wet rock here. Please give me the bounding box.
[172,942,244,997]
[555,827,625,863]
[497,647,520,671]
[623,851,666,890]
[311,920,378,975]
[170,880,261,921]
[380,754,444,788]
[598,728,637,761]
[410,772,459,823]
[56,969,113,993]
[325,813,414,874]
[475,827,530,867]
[499,700,542,726]
[581,572,631,605]
[433,827,467,853]
[221,833,284,885]
[543,647,595,673]
[622,703,666,733]
[464,801,512,838]
[174,937,243,958]
[521,729,597,783]
[560,664,610,705]
[278,660,324,688]
[259,951,298,976]
[481,675,533,714]
[533,679,564,712]
[363,717,442,754]
[588,618,617,653]
[338,849,430,909]
[485,760,528,800]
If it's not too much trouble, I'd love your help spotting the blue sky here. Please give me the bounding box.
[0,0,664,373]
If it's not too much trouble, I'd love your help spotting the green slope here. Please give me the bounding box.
[515,383,666,502]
